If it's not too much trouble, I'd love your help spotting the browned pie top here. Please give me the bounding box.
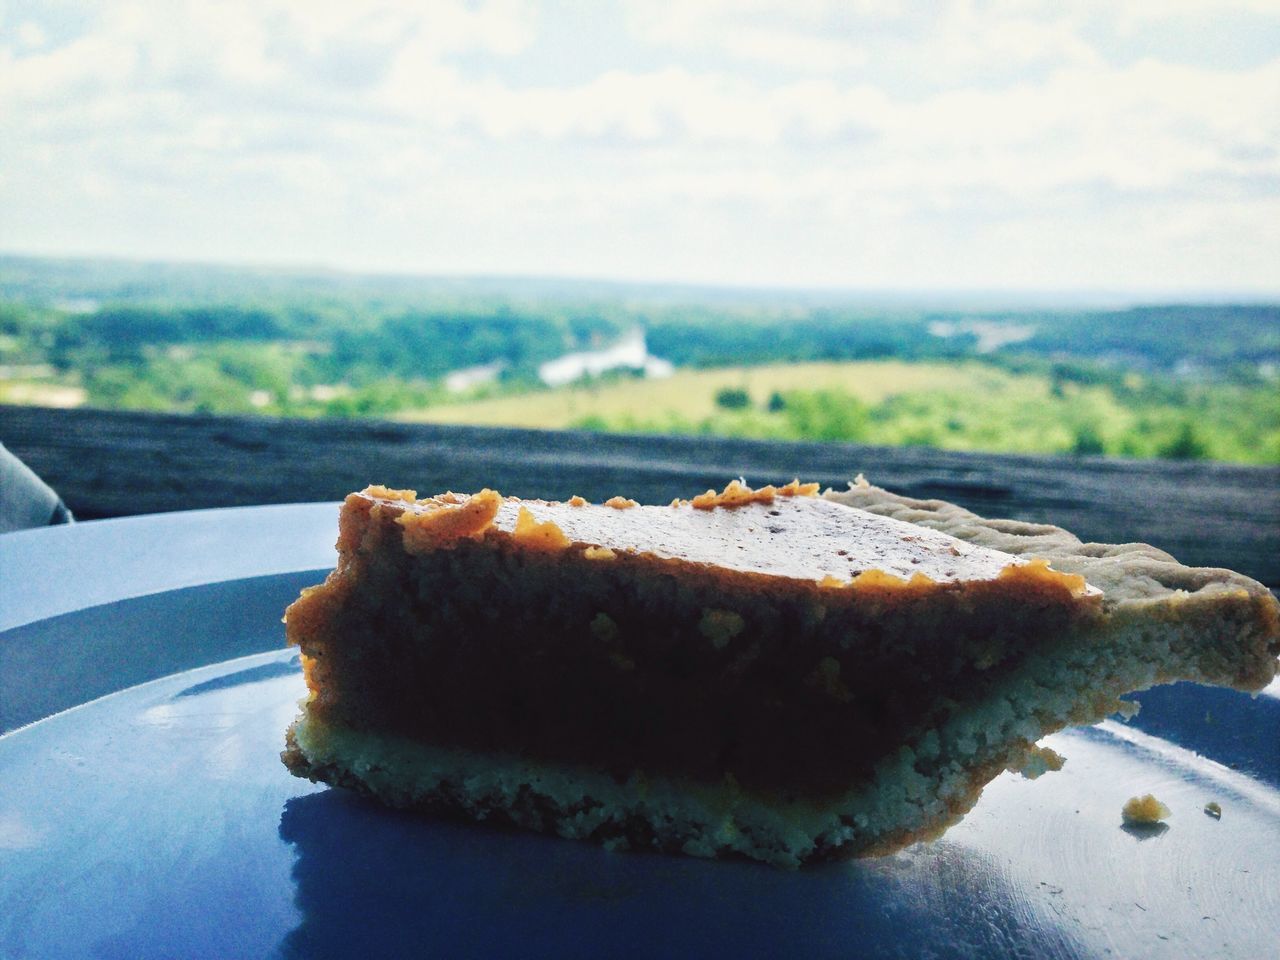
[359,480,1094,594]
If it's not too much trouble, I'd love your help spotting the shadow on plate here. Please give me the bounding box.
[174,655,301,698]
[276,790,1082,960]
[1120,821,1171,841]
[1118,682,1280,786]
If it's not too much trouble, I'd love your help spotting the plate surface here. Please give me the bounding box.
[1,508,1277,959]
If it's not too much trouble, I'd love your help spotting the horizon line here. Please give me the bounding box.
[3,248,1279,307]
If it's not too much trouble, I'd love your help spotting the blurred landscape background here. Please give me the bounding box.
[2,2,1278,465]
[2,254,1276,462]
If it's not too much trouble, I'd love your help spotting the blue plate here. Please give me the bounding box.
[2,507,1277,959]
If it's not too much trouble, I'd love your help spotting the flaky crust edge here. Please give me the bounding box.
[825,475,1275,609]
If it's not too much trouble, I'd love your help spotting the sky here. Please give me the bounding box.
[1,0,1279,293]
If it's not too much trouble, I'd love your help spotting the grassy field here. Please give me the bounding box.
[400,361,1006,428]
[399,359,1280,463]
[0,379,86,407]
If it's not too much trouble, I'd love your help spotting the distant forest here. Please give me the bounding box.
[1,255,1277,462]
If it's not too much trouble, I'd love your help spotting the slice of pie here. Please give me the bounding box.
[281,478,1279,867]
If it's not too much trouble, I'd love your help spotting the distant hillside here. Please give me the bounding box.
[0,253,1149,310]
[1,254,1276,463]
[3,254,1276,375]
[1012,305,1280,370]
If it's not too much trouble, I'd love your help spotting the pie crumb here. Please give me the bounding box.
[1122,794,1171,825]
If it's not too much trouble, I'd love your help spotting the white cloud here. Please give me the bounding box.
[623,0,1102,77]
[1099,0,1280,32]
[16,20,46,48]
